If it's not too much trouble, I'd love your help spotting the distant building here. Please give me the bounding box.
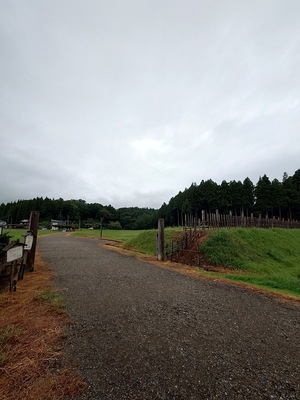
[6,219,29,229]
[51,219,73,230]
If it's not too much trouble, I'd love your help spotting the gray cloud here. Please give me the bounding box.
[1,0,300,208]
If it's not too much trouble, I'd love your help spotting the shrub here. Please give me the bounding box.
[108,221,122,230]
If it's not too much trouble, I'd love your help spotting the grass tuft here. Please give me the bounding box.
[35,290,65,310]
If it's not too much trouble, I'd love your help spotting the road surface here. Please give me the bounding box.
[38,234,300,400]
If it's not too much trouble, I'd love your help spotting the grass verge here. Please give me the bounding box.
[199,228,300,298]
[0,252,84,400]
[4,229,60,242]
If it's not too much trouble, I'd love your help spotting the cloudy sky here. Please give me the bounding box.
[1,1,299,208]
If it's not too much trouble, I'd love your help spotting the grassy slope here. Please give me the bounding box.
[200,228,300,297]
[123,228,180,255]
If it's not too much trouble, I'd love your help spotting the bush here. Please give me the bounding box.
[108,221,122,230]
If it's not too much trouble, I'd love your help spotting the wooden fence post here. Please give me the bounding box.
[26,211,40,272]
[201,210,205,227]
[157,218,165,261]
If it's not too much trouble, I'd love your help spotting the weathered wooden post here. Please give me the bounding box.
[157,218,165,261]
[216,209,220,228]
[26,211,39,272]
[100,217,103,238]
[201,210,205,228]
[19,231,34,280]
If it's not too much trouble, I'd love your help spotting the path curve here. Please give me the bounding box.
[38,234,300,400]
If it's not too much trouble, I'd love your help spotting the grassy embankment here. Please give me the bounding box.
[199,228,300,298]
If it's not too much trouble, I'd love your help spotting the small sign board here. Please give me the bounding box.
[25,234,34,250]
[6,245,24,263]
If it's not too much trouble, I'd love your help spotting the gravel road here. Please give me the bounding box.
[38,234,300,400]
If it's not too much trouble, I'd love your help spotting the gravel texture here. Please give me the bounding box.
[38,234,300,400]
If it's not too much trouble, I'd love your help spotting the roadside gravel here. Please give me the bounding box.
[38,234,300,400]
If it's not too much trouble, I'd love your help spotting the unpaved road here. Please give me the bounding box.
[38,234,300,400]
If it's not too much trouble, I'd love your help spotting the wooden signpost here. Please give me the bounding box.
[0,211,39,291]
[2,242,25,291]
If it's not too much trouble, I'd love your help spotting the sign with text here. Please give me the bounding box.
[6,246,24,263]
[25,234,34,250]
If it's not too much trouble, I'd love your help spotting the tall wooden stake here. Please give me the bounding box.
[157,218,165,261]
[26,211,40,272]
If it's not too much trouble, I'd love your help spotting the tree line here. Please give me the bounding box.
[158,170,300,226]
[0,198,158,230]
[0,169,299,230]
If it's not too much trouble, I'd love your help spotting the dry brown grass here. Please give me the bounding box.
[0,252,85,400]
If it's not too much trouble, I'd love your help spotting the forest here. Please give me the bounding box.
[0,170,299,230]
[160,170,300,227]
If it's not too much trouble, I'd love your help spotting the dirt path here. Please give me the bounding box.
[38,234,300,400]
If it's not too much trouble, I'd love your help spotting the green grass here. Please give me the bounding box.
[3,229,60,242]
[200,228,300,297]
[34,290,65,310]
[71,228,144,241]
[123,228,181,256]
[123,230,158,255]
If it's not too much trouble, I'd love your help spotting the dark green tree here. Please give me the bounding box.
[242,178,255,217]
[255,175,273,216]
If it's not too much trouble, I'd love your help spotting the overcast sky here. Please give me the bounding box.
[1,1,299,209]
